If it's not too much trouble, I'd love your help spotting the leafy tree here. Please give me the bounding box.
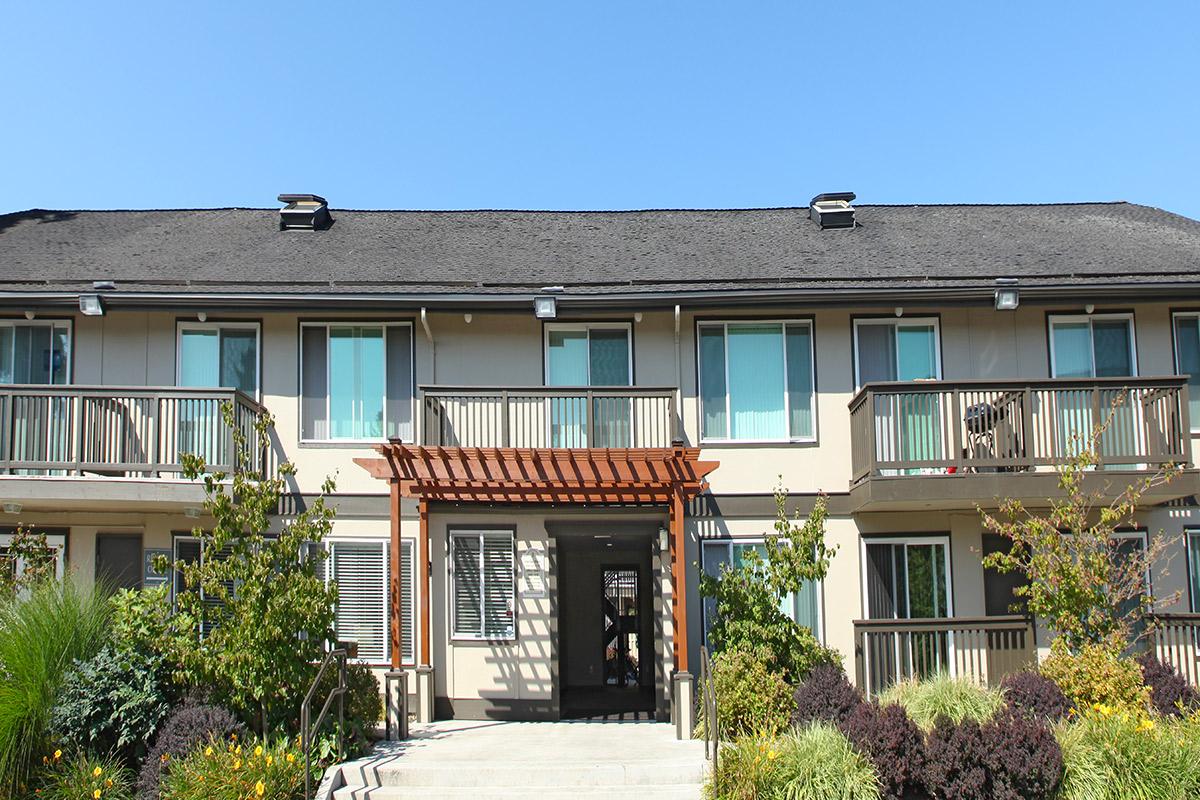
[163,403,338,734]
[699,483,839,681]
[0,524,57,600]
[980,397,1180,654]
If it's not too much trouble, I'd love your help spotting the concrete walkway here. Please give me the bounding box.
[330,720,708,799]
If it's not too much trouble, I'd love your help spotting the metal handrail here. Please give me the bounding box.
[698,646,718,773]
[300,648,348,800]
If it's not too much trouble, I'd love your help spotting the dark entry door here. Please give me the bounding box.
[602,567,640,688]
[96,533,143,591]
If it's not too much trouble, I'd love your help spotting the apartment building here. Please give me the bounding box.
[2,195,1199,726]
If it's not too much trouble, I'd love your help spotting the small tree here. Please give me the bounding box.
[165,403,338,734]
[980,398,1180,654]
[0,524,57,600]
[699,482,839,681]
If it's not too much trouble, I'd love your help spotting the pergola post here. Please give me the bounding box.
[389,481,403,668]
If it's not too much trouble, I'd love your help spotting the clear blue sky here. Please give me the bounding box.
[4,2,1198,217]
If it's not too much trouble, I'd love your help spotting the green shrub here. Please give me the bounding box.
[878,673,1004,731]
[704,646,795,739]
[1040,640,1150,716]
[706,723,880,800]
[158,735,305,800]
[49,644,173,763]
[111,586,174,660]
[1056,710,1200,800]
[314,662,382,756]
[34,750,135,800]
[0,580,111,797]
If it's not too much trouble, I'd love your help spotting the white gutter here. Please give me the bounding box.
[674,304,682,445]
[420,307,435,385]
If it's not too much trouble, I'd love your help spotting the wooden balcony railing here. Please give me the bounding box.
[1149,614,1200,688]
[849,377,1191,484]
[420,386,678,449]
[0,385,264,478]
[853,616,1037,695]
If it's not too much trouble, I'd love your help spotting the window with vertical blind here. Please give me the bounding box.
[1188,530,1200,613]
[698,320,816,442]
[852,319,941,389]
[300,322,413,442]
[0,320,71,385]
[700,540,822,644]
[177,323,260,396]
[1048,314,1136,378]
[452,530,516,640]
[310,539,413,665]
[1173,313,1200,432]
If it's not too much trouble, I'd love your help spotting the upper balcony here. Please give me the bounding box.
[848,376,1198,511]
[0,385,263,509]
[420,385,679,449]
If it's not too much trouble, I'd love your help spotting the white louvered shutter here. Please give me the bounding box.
[172,538,202,604]
[400,540,415,664]
[453,535,482,637]
[482,533,514,638]
[331,542,389,663]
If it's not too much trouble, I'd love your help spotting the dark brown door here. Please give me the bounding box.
[96,533,143,591]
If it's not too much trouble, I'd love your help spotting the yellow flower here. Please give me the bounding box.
[205,747,214,757]
[93,791,101,800]
[105,780,112,788]
[286,753,295,764]
[255,780,265,796]
[236,744,243,755]
[266,756,273,766]
[93,766,103,777]
[1138,718,1156,732]
[54,750,62,760]
[231,733,238,741]
[767,750,779,761]
[234,758,242,770]
[254,745,263,757]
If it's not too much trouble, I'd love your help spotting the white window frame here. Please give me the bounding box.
[1186,529,1200,612]
[0,318,73,385]
[450,529,516,642]
[1171,312,1200,433]
[696,319,818,444]
[175,321,262,399]
[298,321,415,445]
[852,317,943,391]
[0,530,66,582]
[700,538,824,643]
[1048,313,1139,378]
[543,322,634,386]
[859,535,954,620]
[317,537,411,666]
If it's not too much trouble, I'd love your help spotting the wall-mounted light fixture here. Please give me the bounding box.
[894,306,904,318]
[197,311,208,322]
[24,311,35,321]
[658,525,670,552]
[464,313,473,324]
[1085,304,1096,315]
[534,296,557,320]
[79,295,105,316]
[2,502,21,514]
[994,278,1020,311]
[634,312,644,323]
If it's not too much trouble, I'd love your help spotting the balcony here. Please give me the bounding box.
[0,385,264,479]
[420,386,678,449]
[848,377,1196,511]
[853,616,1037,695]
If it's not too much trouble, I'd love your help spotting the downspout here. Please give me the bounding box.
[420,308,435,444]
[674,305,682,444]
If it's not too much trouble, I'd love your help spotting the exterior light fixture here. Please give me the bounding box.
[994,278,1020,311]
[534,296,557,320]
[197,311,207,322]
[1085,304,1095,315]
[24,311,35,321]
[658,525,670,552]
[894,307,904,318]
[183,506,202,519]
[2,502,21,514]
[79,294,105,316]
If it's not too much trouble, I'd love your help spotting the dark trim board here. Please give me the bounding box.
[434,697,559,721]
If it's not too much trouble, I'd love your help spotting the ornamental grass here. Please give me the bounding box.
[877,672,1004,731]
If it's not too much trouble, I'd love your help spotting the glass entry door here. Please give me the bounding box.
[856,322,942,472]
[546,326,631,447]
[863,539,951,691]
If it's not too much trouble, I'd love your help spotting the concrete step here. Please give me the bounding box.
[338,758,707,787]
[333,783,703,800]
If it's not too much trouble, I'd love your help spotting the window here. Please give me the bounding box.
[0,320,70,385]
[700,540,822,644]
[853,319,941,389]
[545,323,632,447]
[1173,313,1200,431]
[1188,530,1200,612]
[177,323,260,397]
[451,530,515,640]
[862,537,951,621]
[1049,314,1136,378]
[311,539,410,665]
[982,533,1025,616]
[698,321,815,442]
[0,528,66,583]
[171,535,234,637]
[300,323,413,442]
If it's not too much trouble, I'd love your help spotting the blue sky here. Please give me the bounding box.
[3,2,1198,217]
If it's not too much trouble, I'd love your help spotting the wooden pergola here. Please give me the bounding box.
[355,445,718,674]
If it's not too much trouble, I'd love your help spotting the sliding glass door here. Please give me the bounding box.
[546,325,631,447]
[1049,315,1137,463]
[855,321,942,472]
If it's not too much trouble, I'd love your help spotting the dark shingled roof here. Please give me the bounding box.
[2,202,1199,303]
